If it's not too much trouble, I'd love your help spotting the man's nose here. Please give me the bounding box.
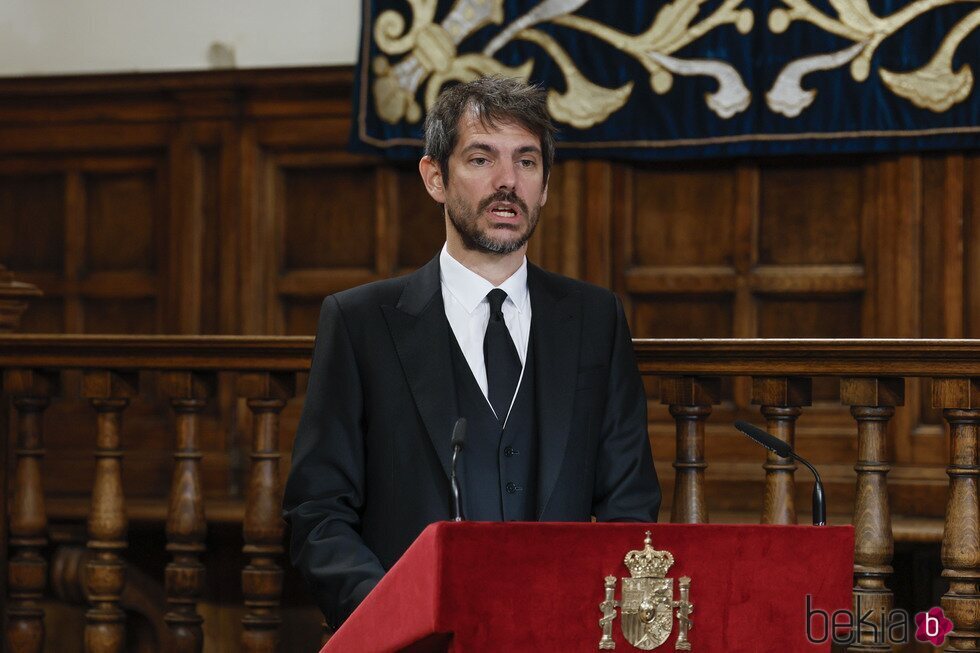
[491,163,517,191]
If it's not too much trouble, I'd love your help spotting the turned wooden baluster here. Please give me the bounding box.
[660,376,720,523]
[82,370,138,653]
[237,372,295,652]
[752,377,812,524]
[161,372,215,653]
[841,377,904,652]
[4,369,58,653]
[932,378,980,652]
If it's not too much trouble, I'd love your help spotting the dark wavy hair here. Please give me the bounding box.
[423,76,556,185]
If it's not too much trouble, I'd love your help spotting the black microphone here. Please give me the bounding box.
[734,420,827,526]
[450,418,467,522]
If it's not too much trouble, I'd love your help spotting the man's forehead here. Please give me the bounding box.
[455,111,540,149]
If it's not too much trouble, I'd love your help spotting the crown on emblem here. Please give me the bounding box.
[623,531,674,579]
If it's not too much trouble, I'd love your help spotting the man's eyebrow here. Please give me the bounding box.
[461,142,498,154]
[515,145,542,156]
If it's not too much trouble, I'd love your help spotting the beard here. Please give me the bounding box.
[446,189,541,255]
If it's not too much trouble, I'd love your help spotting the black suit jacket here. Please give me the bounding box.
[283,255,660,628]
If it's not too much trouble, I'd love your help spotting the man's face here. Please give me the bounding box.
[423,111,548,255]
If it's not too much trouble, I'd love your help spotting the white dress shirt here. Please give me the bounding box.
[439,243,531,421]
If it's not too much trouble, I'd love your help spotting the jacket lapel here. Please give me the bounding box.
[382,255,458,481]
[529,264,581,518]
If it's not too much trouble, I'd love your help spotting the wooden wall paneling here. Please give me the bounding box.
[239,123,264,335]
[919,154,965,341]
[874,157,926,467]
[874,156,922,338]
[65,170,86,333]
[168,124,204,334]
[217,121,242,337]
[81,160,166,334]
[859,160,878,337]
[939,155,965,339]
[0,124,174,156]
[557,160,585,280]
[0,173,65,274]
[252,117,351,151]
[755,160,867,404]
[733,163,759,409]
[376,166,399,279]
[611,162,633,319]
[0,171,66,334]
[968,154,980,339]
[915,156,967,465]
[196,140,224,336]
[393,164,444,273]
[623,162,739,341]
[527,164,567,278]
[583,160,612,287]
[372,165,389,277]
[271,151,382,336]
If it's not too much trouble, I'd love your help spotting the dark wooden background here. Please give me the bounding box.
[1,65,976,651]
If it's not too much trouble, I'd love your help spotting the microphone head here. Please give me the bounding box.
[451,418,467,450]
[734,420,793,458]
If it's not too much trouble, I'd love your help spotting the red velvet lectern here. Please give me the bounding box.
[321,522,853,652]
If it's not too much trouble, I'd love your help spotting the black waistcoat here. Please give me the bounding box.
[449,333,538,521]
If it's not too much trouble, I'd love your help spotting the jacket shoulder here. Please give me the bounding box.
[531,265,620,312]
[329,274,410,313]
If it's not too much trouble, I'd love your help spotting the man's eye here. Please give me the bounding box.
[470,157,489,166]
[519,159,537,168]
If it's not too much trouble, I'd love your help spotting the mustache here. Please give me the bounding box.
[477,190,529,216]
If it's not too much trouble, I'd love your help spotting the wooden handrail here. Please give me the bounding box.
[634,338,980,375]
[4,335,980,375]
[0,335,312,370]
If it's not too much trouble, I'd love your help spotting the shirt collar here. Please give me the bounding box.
[440,243,529,315]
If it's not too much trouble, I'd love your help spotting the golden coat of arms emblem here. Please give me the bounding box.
[598,531,693,651]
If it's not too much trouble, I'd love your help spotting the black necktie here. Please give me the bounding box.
[484,289,521,425]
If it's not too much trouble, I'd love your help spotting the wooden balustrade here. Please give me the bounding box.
[841,377,903,651]
[2,336,980,651]
[753,376,812,524]
[82,370,138,653]
[237,372,295,653]
[161,372,214,653]
[933,379,980,652]
[4,369,57,653]
[660,376,719,523]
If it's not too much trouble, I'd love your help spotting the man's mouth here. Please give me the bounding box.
[487,202,521,220]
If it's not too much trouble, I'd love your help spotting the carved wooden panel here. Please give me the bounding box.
[758,163,864,265]
[394,165,446,271]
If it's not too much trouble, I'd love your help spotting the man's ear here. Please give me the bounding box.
[540,175,549,208]
[419,155,446,204]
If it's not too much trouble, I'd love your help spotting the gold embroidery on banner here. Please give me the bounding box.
[879,7,980,112]
[370,0,755,127]
[550,0,753,120]
[363,0,979,137]
[768,0,979,114]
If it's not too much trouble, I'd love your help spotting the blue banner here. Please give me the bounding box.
[351,0,980,160]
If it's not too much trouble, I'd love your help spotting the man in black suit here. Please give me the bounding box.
[283,77,660,629]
